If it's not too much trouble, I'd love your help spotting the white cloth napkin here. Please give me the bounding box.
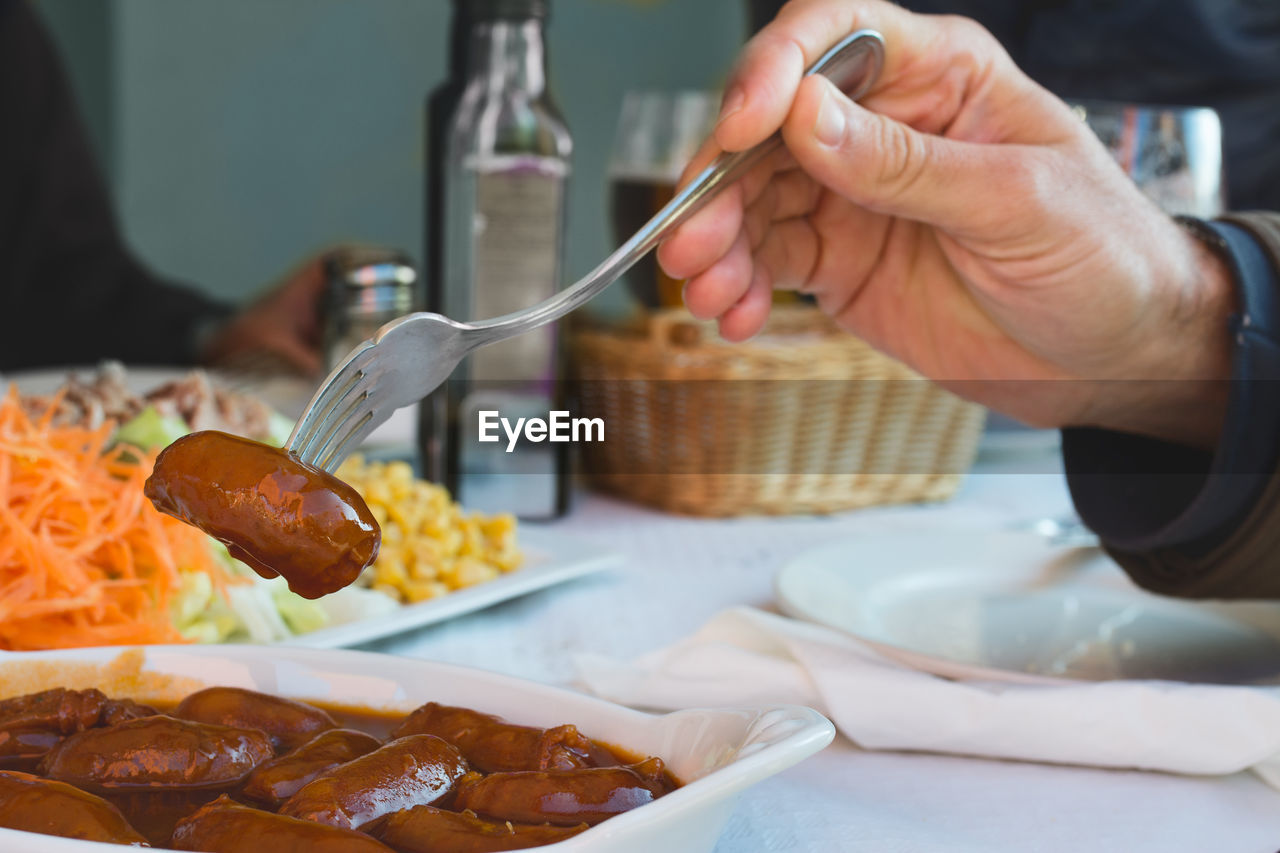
[574,606,1280,787]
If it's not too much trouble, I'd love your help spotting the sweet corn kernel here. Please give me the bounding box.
[444,557,500,590]
[337,454,522,604]
[403,580,450,603]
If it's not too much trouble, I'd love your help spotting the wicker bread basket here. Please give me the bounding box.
[570,307,986,516]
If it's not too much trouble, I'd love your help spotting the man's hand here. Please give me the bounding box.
[657,0,1235,448]
[200,254,328,377]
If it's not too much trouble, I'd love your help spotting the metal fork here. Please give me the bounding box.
[287,30,886,472]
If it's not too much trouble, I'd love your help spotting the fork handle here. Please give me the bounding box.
[466,29,886,348]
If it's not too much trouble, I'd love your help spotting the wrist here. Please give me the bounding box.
[1083,218,1236,448]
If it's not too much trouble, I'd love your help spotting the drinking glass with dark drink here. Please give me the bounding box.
[609,91,719,309]
[1073,100,1224,218]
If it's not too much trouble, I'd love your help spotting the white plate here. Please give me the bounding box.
[775,530,1280,685]
[0,645,835,853]
[1,366,199,398]
[2,366,619,647]
[289,526,619,648]
[1,365,408,447]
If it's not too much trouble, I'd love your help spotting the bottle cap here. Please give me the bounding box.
[459,0,549,22]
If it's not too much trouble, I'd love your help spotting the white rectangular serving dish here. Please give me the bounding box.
[0,645,834,853]
[284,526,620,648]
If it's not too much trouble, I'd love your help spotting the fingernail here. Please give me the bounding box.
[813,88,846,148]
[717,87,745,127]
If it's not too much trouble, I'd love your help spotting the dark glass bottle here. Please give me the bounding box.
[420,0,572,519]
[424,1,469,319]
[418,1,467,485]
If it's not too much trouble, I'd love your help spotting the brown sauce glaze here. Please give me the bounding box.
[453,759,670,827]
[0,686,678,851]
[391,702,600,773]
[104,787,232,846]
[0,688,155,767]
[376,804,589,852]
[176,686,337,752]
[242,728,382,807]
[280,734,469,830]
[144,430,381,599]
[39,714,274,792]
[0,770,148,844]
[172,794,394,852]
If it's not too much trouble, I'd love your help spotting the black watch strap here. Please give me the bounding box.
[1065,216,1280,555]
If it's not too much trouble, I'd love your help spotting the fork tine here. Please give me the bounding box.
[288,371,362,457]
[304,394,375,470]
[287,350,374,458]
[313,409,378,473]
[299,384,372,466]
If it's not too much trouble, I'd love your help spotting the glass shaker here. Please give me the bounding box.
[323,247,418,372]
[322,247,420,457]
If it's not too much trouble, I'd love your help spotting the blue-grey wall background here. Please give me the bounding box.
[33,0,747,311]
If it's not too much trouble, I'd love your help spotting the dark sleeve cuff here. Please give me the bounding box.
[114,261,237,367]
[1064,217,1280,597]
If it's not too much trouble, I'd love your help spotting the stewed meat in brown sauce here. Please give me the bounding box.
[279,734,469,830]
[176,686,337,752]
[391,702,601,773]
[0,688,155,768]
[0,685,677,851]
[171,794,394,852]
[376,804,589,852]
[242,728,382,807]
[453,759,669,826]
[39,715,274,792]
[0,771,148,845]
[143,430,380,599]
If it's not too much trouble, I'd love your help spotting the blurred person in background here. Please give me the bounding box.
[660,0,1280,597]
[0,0,326,375]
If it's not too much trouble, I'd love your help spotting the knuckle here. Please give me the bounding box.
[1012,150,1065,211]
[872,118,929,199]
[934,15,1014,81]
[751,32,808,99]
[939,14,1001,54]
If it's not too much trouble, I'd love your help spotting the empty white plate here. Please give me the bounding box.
[775,530,1280,685]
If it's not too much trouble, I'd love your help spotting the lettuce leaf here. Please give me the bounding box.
[114,406,190,451]
[271,585,329,635]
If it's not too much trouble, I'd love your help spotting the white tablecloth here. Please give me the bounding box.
[364,447,1280,852]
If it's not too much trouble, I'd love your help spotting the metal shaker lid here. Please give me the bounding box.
[327,247,416,289]
[325,247,416,317]
[459,0,549,23]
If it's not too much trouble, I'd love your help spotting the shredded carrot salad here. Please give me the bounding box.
[0,388,234,650]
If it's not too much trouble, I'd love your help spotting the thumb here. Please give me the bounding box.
[783,76,1027,235]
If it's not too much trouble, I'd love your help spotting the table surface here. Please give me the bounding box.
[362,442,1280,853]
